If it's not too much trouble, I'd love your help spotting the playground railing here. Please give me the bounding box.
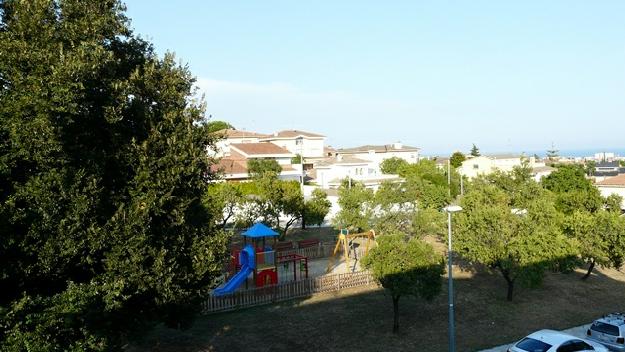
[202,270,376,314]
[275,242,334,259]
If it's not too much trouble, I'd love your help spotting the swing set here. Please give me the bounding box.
[325,229,376,273]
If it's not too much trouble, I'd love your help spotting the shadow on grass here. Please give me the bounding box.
[127,262,625,352]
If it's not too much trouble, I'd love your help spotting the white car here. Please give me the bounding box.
[508,329,609,352]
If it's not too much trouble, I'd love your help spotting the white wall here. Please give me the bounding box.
[269,138,325,158]
[598,186,625,210]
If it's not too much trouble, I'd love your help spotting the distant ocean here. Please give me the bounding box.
[526,149,625,158]
[424,148,625,158]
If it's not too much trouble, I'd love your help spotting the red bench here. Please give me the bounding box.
[274,241,294,251]
[297,239,320,249]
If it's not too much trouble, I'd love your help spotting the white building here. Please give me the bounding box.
[212,129,270,157]
[312,155,401,190]
[213,142,301,181]
[335,143,420,168]
[459,154,538,179]
[260,130,326,159]
[596,174,625,210]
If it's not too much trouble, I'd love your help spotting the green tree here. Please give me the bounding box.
[247,159,282,178]
[303,188,331,228]
[371,181,417,235]
[584,160,597,176]
[380,157,409,174]
[542,164,603,214]
[361,234,444,333]
[333,179,374,232]
[470,144,481,157]
[564,210,625,280]
[250,174,304,239]
[454,182,577,301]
[206,120,234,133]
[204,182,245,229]
[291,154,303,164]
[449,151,466,168]
[604,194,623,213]
[0,1,228,349]
[546,143,559,161]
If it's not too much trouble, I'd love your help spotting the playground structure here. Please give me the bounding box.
[325,229,376,273]
[213,223,310,297]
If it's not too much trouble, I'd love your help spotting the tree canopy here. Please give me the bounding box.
[454,173,577,301]
[206,120,234,133]
[449,151,466,168]
[380,157,408,174]
[333,179,374,232]
[0,1,228,349]
[541,164,603,214]
[361,234,444,333]
[470,144,481,157]
[247,159,282,178]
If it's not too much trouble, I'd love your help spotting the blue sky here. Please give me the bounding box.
[125,1,625,155]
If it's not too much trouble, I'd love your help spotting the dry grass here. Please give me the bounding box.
[129,262,625,352]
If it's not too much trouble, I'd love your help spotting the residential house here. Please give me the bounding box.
[260,130,326,159]
[594,161,624,177]
[212,129,270,157]
[459,154,538,179]
[335,143,420,168]
[596,174,625,211]
[312,155,401,190]
[215,143,301,181]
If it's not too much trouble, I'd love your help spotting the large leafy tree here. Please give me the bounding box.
[333,179,374,232]
[361,234,444,333]
[251,173,304,239]
[380,157,408,174]
[564,210,625,279]
[303,188,331,228]
[247,159,282,178]
[542,164,603,214]
[454,177,577,301]
[0,1,228,349]
[204,182,245,229]
[449,151,466,168]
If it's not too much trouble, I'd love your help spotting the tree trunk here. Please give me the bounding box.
[301,214,306,230]
[392,295,400,334]
[506,279,514,302]
[582,259,596,280]
[499,267,515,301]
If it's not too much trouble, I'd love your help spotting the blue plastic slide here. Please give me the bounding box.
[213,244,256,296]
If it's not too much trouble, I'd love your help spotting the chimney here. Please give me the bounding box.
[393,142,403,150]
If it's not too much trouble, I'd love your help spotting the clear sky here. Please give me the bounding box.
[125,1,625,155]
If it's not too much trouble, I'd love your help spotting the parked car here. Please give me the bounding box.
[508,329,609,352]
[586,313,625,351]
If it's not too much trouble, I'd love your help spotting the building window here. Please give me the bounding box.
[295,137,303,146]
[473,164,479,169]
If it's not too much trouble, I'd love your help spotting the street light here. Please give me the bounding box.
[443,205,462,352]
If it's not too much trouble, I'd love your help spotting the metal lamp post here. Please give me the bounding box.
[444,205,463,352]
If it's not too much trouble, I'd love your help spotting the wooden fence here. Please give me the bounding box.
[202,271,376,314]
[276,242,335,259]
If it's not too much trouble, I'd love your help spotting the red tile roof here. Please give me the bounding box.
[214,129,270,139]
[269,130,325,138]
[212,158,248,175]
[230,143,293,156]
[596,174,625,187]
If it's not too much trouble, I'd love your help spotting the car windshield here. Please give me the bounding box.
[591,322,620,336]
[516,337,552,352]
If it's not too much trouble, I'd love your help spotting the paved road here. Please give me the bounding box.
[478,324,591,352]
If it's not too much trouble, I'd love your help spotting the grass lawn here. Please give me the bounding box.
[129,263,625,352]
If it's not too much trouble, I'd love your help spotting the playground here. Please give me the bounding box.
[213,223,376,297]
